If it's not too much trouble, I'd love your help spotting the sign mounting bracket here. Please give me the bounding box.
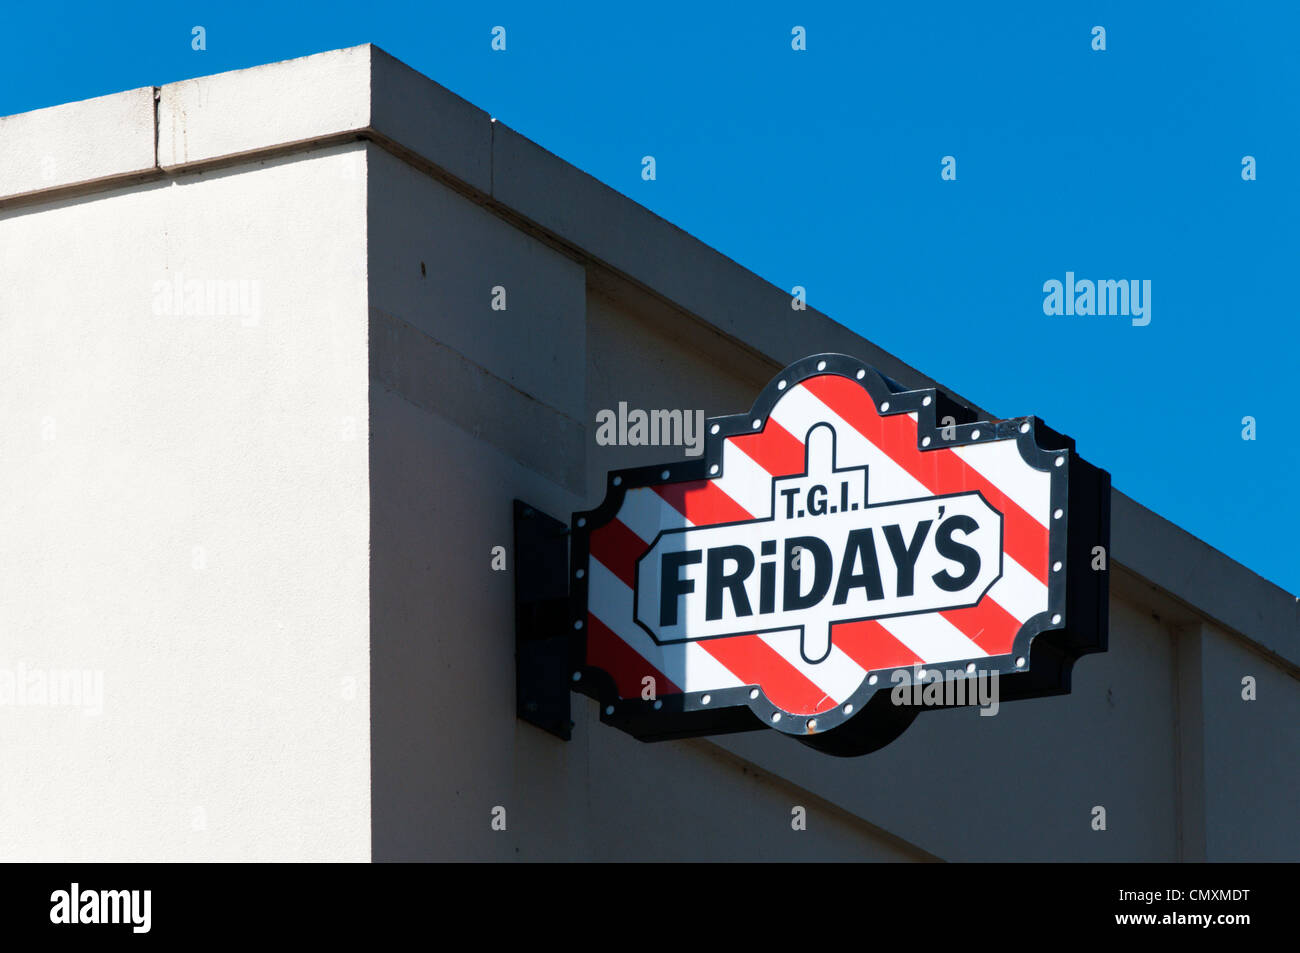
[512,499,574,741]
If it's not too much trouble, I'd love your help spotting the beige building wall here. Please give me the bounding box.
[0,142,373,860]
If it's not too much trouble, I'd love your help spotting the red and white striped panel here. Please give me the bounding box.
[585,374,1052,716]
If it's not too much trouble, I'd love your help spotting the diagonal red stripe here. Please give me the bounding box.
[729,419,807,477]
[700,635,839,716]
[831,619,924,672]
[941,595,1022,656]
[586,613,682,699]
[653,479,751,526]
[588,518,647,589]
[800,374,1050,584]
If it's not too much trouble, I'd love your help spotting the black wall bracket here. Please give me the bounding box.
[513,500,573,740]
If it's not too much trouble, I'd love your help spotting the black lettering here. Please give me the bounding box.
[931,515,981,592]
[883,520,932,597]
[833,528,885,604]
[759,559,776,614]
[759,541,777,614]
[808,484,828,516]
[660,549,702,626]
[780,487,799,519]
[706,545,755,621]
[783,537,832,610]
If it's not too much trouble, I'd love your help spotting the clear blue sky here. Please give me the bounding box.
[4,1,1296,594]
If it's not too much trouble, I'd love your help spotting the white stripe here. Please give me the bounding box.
[756,629,867,703]
[615,486,692,544]
[773,386,933,503]
[988,556,1050,624]
[951,438,1052,528]
[714,441,774,519]
[587,558,745,693]
[877,613,989,663]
